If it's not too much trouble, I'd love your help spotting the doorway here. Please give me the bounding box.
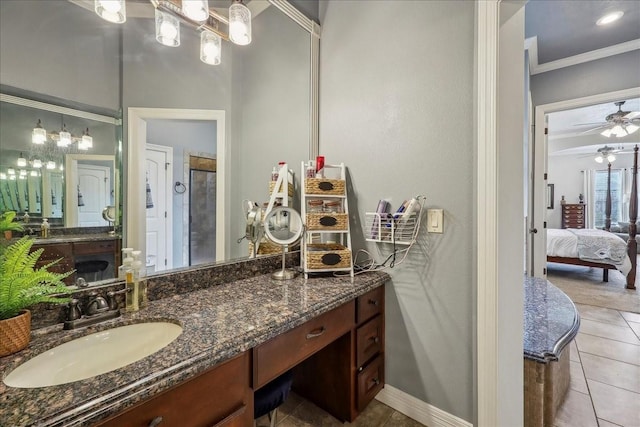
[188,155,217,266]
[145,144,173,273]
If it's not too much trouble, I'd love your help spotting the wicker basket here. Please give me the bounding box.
[269,181,295,198]
[304,178,345,196]
[249,238,282,256]
[306,213,349,231]
[0,310,31,357]
[305,243,351,270]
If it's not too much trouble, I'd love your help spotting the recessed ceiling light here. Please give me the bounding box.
[596,11,624,26]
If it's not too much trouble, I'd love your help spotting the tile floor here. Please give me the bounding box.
[256,392,425,427]
[259,305,640,427]
[554,304,640,427]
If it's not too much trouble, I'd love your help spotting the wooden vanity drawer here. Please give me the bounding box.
[253,301,355,389]
[356,315,383,368]
[73,240,117,256]
[96,351,252,427]
[357,354,384,411]
[32,243,73,261]
[357,287,383,324]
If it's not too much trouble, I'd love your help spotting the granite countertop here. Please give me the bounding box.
[0,271,388,427]
[523,276,580,363]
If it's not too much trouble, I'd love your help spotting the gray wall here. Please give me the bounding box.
[530,50,640,107]
[0,0,120,111]
[318,0,475,422]
[229,6,311,260]
[146,119,217,267]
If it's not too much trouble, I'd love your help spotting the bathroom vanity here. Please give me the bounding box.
[0,269,388,426]
[30,234,121,285]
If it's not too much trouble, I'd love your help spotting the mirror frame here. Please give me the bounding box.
[126,0,320,269]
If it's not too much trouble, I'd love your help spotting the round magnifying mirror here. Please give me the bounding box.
[263,206,303,280]
[102,206,116,235]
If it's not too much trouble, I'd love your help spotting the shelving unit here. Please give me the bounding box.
[300,162,353,278]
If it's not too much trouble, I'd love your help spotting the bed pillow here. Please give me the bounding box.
[618,221,629,233]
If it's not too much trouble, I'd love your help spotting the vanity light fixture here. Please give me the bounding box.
[30,170,38,177]
[596,11,624,26]
[19,169,27,177]
[81,128,93,149]
[229,0,251,45]
[182,0,209,22]
[32,119,46,144]
[95,0,127,24]
[7,168,15,175]
[156,9,181,47]
[32,159,43,169]
[46,161,56,170]
[0,173,6,180]
[17,153,27,167]
[58,124,71,148]
[200,30,222,65]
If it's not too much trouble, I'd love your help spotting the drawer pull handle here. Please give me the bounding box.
[368,299,379,306]
[369,378,380,388]
[306,326,326,339]
[369,336,379,344]
[148,416,163,427]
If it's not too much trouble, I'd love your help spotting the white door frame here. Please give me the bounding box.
[531,87,640,278]
[64,154,115,227]
[127,108,226,265]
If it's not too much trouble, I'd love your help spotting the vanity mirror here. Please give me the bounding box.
[0,0,320,287]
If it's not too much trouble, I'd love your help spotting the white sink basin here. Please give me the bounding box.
[3,322,182,388]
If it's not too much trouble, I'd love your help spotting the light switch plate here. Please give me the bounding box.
[427,209,444,233]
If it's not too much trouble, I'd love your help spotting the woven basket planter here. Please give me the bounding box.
[0,310,31,357]
[306,213,349,231]
[304,179,345,196]
[306,243,352,270]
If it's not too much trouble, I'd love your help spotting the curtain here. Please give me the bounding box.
[582,169,595,228]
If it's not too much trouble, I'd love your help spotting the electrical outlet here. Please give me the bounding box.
[427,209,444,233]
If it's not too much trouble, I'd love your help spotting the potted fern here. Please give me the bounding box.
[0,213,73,357]
[1,211,24,240]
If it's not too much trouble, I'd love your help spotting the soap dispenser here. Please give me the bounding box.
[40,218,50,238]
[132,251,147,308]
[118,248,134,279]
[125,262,138,312]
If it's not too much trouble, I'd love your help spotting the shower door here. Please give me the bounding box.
[189,168,217,265]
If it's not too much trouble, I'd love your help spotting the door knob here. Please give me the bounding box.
[529,228,538,234]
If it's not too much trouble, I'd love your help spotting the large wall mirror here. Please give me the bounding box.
[0,0,320,286]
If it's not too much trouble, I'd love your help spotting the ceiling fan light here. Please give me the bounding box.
[229,0,252,45]
[596,11,624,26]
[601,128,613,138]
[182,0,209,22]
[95,0,126,24]
[611,125,626,137]
[595,155,604,163]
[626,123,639,135]
[607,154,616,163]
[17,153,27,167]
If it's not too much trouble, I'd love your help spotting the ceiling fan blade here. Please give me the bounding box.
[579,125,609,134]
[623,111,640,120]
[573,122,607,126]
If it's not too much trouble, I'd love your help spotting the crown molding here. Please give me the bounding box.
[525,37,640,75]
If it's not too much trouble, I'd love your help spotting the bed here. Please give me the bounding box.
[546,146,638,290]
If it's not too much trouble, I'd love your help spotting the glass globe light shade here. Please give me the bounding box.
[229,1,251,45]
[607,154,616,163]
[32,120,46,144]
[595,155,604,163]
[95,0,126,24]
[32,159,43,169]
[156,10,180,47]
[46,161,56,170]
[200,30,221,65]
[183,0,209,22]
[626,124,639,135]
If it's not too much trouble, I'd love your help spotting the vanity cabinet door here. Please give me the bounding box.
[96,351,252,427]
[31,243,74,285]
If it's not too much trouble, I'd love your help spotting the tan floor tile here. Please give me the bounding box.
[574,304,628,326]
[576,333,640,366]
[620,311,640,323]
[569,360,588,394]
[278,400,343,427]
[553,388,598,427]
[588,380,640,427]
[345,399,394,426]
[580,353,640,393]
[597,419,623,427]
[383,411,426,427]
[579,319,640,345]
[629,322,640,339]
[569,339,580,362]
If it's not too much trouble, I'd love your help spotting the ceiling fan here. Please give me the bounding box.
[580,101,640,138]
[593,145,622,163]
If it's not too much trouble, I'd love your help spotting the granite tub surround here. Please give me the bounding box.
[524,276,580,362]
[0,270,389,426]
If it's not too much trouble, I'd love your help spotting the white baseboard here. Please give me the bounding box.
[375,385,473,427]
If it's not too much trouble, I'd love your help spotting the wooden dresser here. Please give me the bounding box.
[561,204,585,229]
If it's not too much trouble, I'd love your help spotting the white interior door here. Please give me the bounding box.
[145,144,173,273]
[77,164,110,226]
[531,110,549,277]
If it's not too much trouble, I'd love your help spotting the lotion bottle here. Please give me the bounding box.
[40,218,50,238]
[125,264,138,312]
[118,248,134,279]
